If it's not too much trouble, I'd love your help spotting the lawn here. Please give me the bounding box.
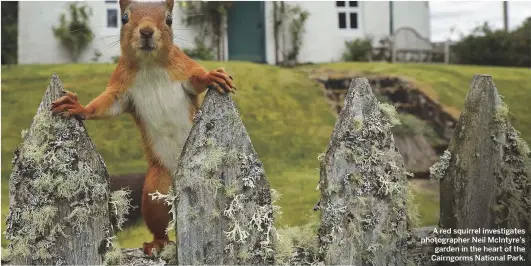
[1,61,337,248]
[1,61,529,249]
[299,62,531,145]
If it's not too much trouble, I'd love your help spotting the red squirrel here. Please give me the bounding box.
[51,0,236,255]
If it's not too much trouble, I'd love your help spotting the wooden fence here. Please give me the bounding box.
[3,73,530,265]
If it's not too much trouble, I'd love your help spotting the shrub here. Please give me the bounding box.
[341,37,373,62]
[451,17,531,67]
[182,37,216,61]
[285,5,310,65]
[177,1,233,60]
[1,1,18,65]
[52,3,94,62]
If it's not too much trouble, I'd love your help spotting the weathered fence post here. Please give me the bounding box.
[173,89,277,264]
[317,78,413,265]
[432,75,531,265]
[4,74,119,265]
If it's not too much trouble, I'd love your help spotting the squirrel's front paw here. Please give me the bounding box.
[50,91,87,119]
[205,67,237,94]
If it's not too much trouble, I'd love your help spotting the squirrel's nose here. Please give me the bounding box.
[140,27,154,39]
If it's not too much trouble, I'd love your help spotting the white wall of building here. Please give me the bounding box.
[393,1,431,40]
[362,1,391,47]
[18,1,202,65]
[295,1,364,63]
[19,1,116,64]
[264,1,276,65]
[18,1,431,65]
[274,1,430,64]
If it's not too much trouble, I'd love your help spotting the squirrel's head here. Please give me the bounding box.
[119,0,174,63]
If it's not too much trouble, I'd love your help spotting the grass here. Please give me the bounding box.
[299,62,531,145]
[1,61,529,249]
[1,61,336,248]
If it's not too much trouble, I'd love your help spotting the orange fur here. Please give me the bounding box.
[51,0,236,256]
[141,162,173,253]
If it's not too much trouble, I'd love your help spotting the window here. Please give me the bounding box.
[349,13,358,29]
[107,9,118,28]
[336,1,359,30]
[106,0,119,28]
[338,12,346,29]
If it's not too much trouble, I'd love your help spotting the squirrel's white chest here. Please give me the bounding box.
[129,67,193,170]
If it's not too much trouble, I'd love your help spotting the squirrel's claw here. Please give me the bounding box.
[207,68,236,94]
[50,93,86,119]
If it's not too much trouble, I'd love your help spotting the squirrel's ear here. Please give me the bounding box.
[165,0,174,11]
[119,0,131,12]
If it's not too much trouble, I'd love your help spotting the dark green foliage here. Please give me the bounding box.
[341,36,393,62]
[177,1,233,60]
[451,17,531,67]
[1,1,18,65]
[342,38,373,62]
[52,3,94,62]
[285,6,310,64]
[111,56,120,64]
[182,37,216,61]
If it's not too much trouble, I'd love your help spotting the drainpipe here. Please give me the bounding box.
[503,1,508,31]
[223,14,228,61]
[389,1,394,36]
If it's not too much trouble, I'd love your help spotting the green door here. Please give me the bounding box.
[227,1,266,63]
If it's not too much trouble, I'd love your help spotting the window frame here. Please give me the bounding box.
[106,8,119,28]
[105,0,119,28]
[336,1,359,30]
[338,12,347,29]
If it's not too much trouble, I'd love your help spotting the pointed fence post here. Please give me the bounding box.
[5,74,115,265]
[432,75,531,265]
[174,89,277,265]
[317,78,413,265]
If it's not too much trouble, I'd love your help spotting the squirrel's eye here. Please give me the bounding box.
[166,14,172,26]
[122,13,129,25]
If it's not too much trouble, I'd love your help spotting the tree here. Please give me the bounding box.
[284,4,309,65]
[274,2,310,66]
[177,1,233,61]
[450,17,531,67]
[52,3,94,62]
[1,1,18,65]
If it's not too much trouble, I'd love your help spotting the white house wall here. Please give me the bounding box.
[172,6,205,57]
[18,1,431,65]
[19,1,115,64]
[264,1,276,65]
[280,1,431,64]
[295,1,365,63]
[393,1,431,40]
[362,1,391,47]
[18,1,204,65]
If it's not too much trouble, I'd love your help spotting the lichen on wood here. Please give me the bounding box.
[317,78,414,265]
[119,248,167,266]
[4,74,119,265]
[174,89,277,265]
[438,75,531,265]
[275,213,322,266]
